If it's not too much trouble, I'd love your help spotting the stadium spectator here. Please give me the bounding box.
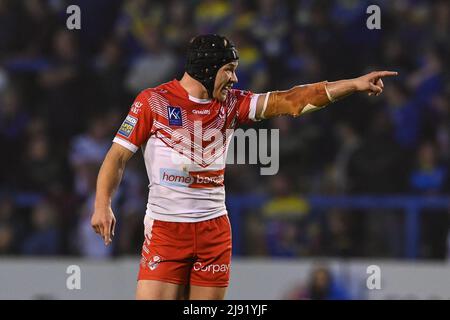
[262,174,319,256]
[38,29,87,139]
[331,123,361,193]
[322,209,352,257]
[347,111,408,194]
[69,116,110,197]
[410,142,449,259]
[0,195,21,254]
[0,224,14,254]
[194,0,231,34]
[0,86,29,188]
[410,142,447,194]
[93,39,128,110]
[284,265,350,300]
[0,0,449,259]
[124,26,177,94]
[163,0,194,55]
[21,199,61,255]
[22,134,61,192]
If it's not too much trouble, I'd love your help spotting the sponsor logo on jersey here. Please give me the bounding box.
[193,262,231,274]
[192,109,211,115]
[118,115,138,138]
[148,255,162,271]
[190,172,224,188]
[160,168,193,187]
[167,106,182,126]
[160,168,225,188]
[131,101,143,114]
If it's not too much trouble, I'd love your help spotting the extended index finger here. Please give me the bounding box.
[376,71,398,78]
[103,222,112,245]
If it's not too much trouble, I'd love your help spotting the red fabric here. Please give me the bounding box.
[138,215,232,287]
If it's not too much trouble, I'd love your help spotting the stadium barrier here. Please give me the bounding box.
[0,258,449,299]
[227,195,450,258]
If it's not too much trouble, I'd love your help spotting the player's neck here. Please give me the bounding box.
[179,73,210,100]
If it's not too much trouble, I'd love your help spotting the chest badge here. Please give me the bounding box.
[167,106,182,126]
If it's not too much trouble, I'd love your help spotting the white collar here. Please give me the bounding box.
[188,94,212,104]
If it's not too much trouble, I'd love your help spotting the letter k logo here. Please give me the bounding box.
[169,109,180,119]
[167,106,183,126]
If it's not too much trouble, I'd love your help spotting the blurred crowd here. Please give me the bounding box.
[0,0,449,259]
[283,265,351,300]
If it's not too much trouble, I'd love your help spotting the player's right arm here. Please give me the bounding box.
[91,90,153,245]
[91,143,134,245]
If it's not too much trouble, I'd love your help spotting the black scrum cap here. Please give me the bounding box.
[185,34,239,98]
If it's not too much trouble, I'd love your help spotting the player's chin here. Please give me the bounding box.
[214,89,228,102]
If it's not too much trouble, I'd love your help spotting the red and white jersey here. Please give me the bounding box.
[113,79,259,222]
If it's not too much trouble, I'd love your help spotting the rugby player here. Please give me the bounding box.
[91,34,397,300]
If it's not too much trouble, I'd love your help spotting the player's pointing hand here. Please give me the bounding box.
[354,71,398,96]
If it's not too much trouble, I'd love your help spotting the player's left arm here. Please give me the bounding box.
[254,71,398,120]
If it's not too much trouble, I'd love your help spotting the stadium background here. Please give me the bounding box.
[0,0,449,299]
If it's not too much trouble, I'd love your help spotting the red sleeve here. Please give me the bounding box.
[233,89,259,125]
[113,90,153,152]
